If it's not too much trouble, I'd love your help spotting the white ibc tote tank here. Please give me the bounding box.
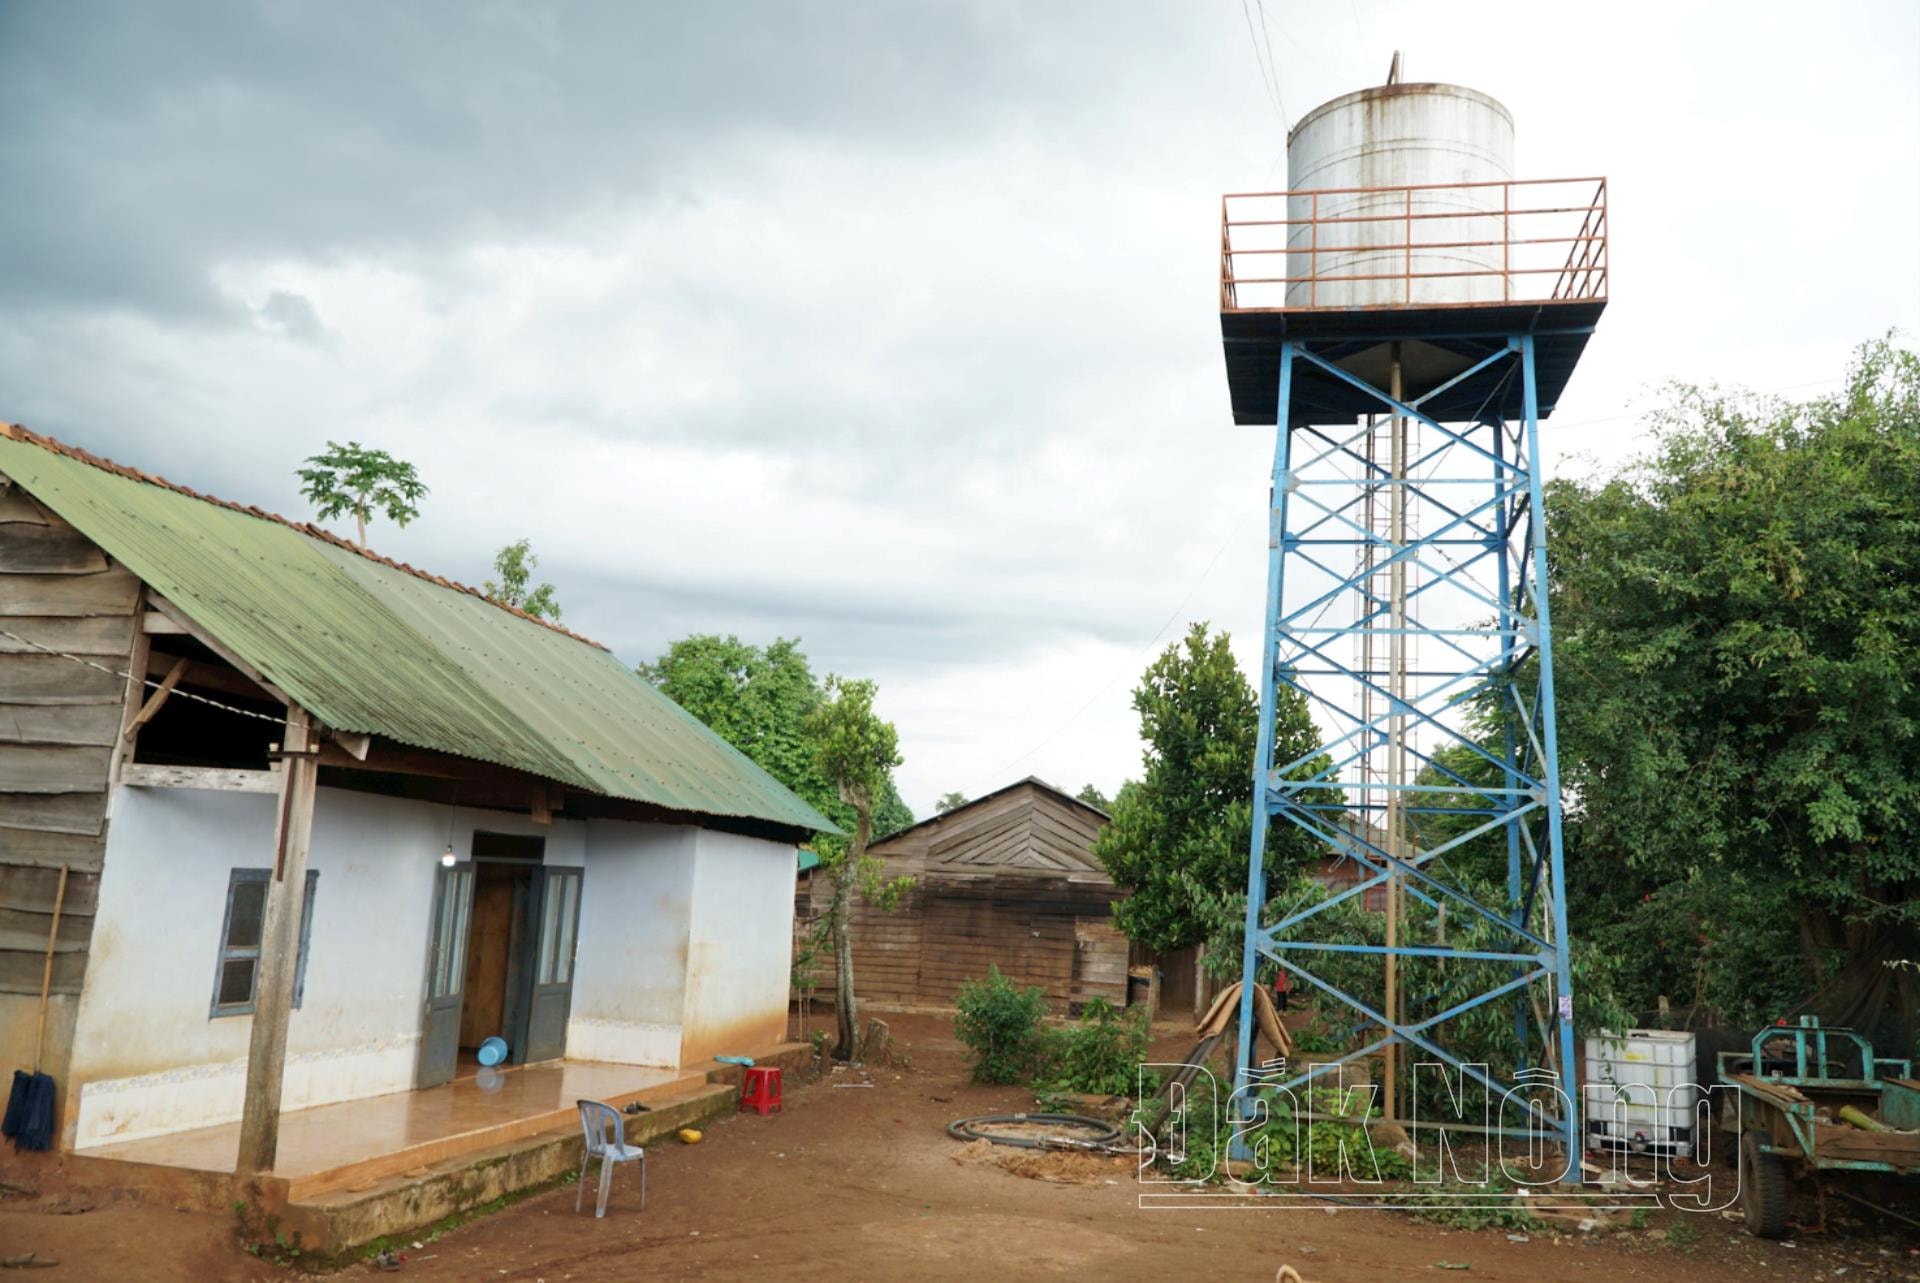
[1285,76,1515,308]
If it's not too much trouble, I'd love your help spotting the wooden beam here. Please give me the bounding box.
[122,656,188,739]
[316,737,531,788]
[108,586,150,795]
[139,611,189,635]
[315,740,462,779]
[235,707,319,1177]
[144,651,273,705]
[325,729,371,762]
[146,596,290,706]
[121,762,281,794]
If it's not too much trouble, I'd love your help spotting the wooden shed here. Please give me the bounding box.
[805,778,1136,1014]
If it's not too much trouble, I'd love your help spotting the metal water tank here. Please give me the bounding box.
[1285,82,1514,308]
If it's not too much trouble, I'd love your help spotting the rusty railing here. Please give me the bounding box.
[1220,176,1608,312]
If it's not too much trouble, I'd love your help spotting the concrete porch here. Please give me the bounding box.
[65,1042,812,1255]
[73,1059,699,1200]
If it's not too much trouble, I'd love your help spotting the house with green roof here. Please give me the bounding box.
[0,423,832,1170]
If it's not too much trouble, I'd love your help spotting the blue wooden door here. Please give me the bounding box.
[415,862,475,1088]
[522,867,582,1063]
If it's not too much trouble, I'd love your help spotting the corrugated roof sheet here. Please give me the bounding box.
[0,427,836,835]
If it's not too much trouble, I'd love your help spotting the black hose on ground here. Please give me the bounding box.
[946,1112,1125,1149]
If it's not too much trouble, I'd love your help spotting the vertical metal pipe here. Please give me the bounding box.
[1495,408,1528,1062]
[1518,335,1579,1160]
[1232,341,1295,1159]
[1383,343,1406,1122]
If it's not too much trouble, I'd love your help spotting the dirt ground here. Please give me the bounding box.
[4,1013,1917,1281]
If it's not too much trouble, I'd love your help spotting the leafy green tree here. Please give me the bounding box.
[1549,338,1919,1052]
[484,538,562,621]
[1075,783,1111,811]
[809,675,912,1060]
[935,791,969,814]
[1094,622,1336,954]
[640,634,914,838]
[296,440,428,548]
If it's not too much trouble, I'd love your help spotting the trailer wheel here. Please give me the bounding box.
[1739,1132,1790,1238]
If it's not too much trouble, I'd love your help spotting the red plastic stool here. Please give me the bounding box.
[740,1066,783,1116]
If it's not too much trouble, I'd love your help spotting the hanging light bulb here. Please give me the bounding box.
[440,844,456,869]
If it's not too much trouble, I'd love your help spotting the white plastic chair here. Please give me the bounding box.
[574,1098,646,1218]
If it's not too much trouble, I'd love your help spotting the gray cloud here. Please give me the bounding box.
[1,1,1915,812]
[0,1,1158,318]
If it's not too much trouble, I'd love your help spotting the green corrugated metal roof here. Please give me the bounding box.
[0,430,836,834]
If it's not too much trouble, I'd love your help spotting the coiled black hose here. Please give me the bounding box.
[945,1112,1125,1149]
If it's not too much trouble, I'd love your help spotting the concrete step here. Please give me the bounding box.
[284,1081,737,1257]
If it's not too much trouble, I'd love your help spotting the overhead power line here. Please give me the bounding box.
[1238,0,1288,128]
[1252,0,1291,127]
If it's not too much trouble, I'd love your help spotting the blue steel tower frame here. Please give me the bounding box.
[1218,178,1608,1160]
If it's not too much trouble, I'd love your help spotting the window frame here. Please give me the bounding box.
[209,867,319,1018]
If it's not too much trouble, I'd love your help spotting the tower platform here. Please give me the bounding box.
[1221,299,1605,426]
[1218,176,1607,426]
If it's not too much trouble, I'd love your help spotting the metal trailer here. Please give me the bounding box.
[1716,1016,1920,1237]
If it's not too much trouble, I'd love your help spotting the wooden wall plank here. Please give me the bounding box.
[0,950,85,996]
[0,828,105,869]
[0,743,112,794]
[0,567,140,617]
[0,523,109,574]
[0,702,123,747]
[0,484,50,525]
[0,865,100,915]
[0,906,93,952]
[0,793,108,836]
[0,615,136,656]
[0,653,126,703]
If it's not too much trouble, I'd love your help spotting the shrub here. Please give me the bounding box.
[954,965,1049,1084]
[1036,998,1152,1098]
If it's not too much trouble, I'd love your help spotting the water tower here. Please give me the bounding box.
[1220,56,1606,1160]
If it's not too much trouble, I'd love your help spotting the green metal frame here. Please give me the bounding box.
[1718,1016,1920,1176]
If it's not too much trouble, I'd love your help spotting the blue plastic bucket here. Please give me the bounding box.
[477,1036,508,1067]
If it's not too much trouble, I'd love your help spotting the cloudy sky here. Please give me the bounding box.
[3,2,1916,816]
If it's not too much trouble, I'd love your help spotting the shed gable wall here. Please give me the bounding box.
[0,477,136,1130]
[807,782,1127,1011]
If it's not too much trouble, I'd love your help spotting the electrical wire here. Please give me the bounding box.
[1238,0,1288,127]
[976,527,1236,788]
[0,626,287,726]
[1251,0,1290,127]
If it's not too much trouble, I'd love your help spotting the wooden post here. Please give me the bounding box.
[108,589,152,796]
[235,706,319,1176]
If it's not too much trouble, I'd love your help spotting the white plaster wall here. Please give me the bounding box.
[564,821,696,1068]
[67,784,587,1148]
[678,828,799,1063]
